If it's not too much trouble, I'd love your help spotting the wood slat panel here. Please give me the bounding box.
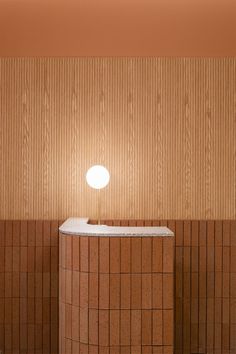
[0,58,236,220]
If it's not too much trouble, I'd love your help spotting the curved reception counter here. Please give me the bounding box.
[59,218,174,354]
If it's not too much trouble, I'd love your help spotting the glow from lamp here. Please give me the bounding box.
[86,165,110,190]
[86,165,110,225]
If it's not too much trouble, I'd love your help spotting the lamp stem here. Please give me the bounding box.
[98,188,101,225]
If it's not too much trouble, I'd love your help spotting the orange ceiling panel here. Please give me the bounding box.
[0,0,235,56]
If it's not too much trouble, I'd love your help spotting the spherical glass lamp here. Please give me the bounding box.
[86,165,110,224]
[86,165,110,190]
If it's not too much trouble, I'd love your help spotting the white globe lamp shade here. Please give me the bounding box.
[86,165,110,190]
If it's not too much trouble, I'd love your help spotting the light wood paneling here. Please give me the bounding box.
[0,58,236,220]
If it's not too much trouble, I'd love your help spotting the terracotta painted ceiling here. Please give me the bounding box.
[0,0,236,56]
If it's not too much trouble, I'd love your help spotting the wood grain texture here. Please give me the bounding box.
[0,58,236,220]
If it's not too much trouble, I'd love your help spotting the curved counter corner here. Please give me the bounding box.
[59,217,174,354]
[59,217,174,237]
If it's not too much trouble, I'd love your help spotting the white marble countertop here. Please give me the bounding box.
[59,217,174,237]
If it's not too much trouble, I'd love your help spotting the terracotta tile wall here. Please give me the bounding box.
[59,230,174,353]
[0,219,236,354]
[103,220,236,354]
[0,220,59,354]
[169,220,236,354]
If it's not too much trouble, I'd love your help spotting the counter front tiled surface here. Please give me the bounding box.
[59,218,174,354]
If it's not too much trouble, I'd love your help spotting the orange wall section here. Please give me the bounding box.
[0,0,236,56]
[59,231,174,352]
[0,219,235,354]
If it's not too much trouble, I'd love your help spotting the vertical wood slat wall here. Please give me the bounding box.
[0,219,236,354]
[0,58,236,221]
